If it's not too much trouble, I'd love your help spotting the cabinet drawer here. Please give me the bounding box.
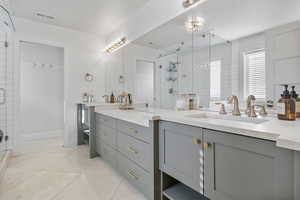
[96,114,116,128]
[117,120,151,143]
[98,139,117,169]
[99,125,117,148]
[117,153,151,198]
[117,132,151,171]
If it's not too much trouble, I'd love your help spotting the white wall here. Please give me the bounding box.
[266,21,300,99]
[20,42,64,141]
[14,17,105,147]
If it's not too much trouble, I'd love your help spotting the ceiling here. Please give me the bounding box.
[11,0,150,37]
[134,0,300,50]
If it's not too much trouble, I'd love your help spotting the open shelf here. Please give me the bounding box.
[163,183,208,200]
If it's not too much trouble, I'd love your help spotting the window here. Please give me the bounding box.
[244,50,266,99]
[210,60,221,99]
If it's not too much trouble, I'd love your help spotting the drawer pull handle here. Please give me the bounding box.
[128,170,139,180]
[203,142,212,149]
[127,146,139,154]
[192,139,202,145]
[129,128,138,134]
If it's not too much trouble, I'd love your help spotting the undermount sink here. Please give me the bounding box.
[186,113,269,124]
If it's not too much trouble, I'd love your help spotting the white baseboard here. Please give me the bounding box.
[0,151,10,183]
[21,130,63,143]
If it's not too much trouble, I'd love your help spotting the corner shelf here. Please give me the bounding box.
[163,183,208,200]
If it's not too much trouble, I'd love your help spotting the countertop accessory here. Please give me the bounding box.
[291,86,300,118]
[82,92,89,103]
[228,95,241,116]
[118,92,134,110]
[102,95,109,103]
[110,92,116,103]
[215,103,227,115]
[277,84,296,121]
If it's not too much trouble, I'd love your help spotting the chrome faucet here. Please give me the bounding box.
[246,95,256,115]
[228,95,241,116]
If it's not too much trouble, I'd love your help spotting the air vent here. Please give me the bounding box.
[36,13,55,20]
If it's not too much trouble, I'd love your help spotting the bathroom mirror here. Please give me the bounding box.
[104,0,300,109]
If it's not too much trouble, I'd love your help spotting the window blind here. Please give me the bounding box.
[244,50,266,99]
[210,60,221,99]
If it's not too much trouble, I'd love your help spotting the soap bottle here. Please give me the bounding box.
[291,86,300,118]
[110,92,115,103]
[277,85,296,121]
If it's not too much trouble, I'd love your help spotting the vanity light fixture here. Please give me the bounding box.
[182,0,207,9]
[185,16,205,32]
[104,37,127,53]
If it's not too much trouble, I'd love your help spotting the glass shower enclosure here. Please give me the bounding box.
[0,5,14,161]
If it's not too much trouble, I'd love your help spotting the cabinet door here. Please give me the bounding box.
[160,121,204,194]
[203,129,294,200]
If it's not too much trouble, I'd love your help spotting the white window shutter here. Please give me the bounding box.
[210,60,221,99]
[245,50,266,99]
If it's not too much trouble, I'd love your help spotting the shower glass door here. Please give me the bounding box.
[0,30,9,160]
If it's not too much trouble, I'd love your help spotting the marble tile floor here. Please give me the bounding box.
[0,137,147,200]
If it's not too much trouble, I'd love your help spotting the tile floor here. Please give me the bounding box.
[0,137,147,200]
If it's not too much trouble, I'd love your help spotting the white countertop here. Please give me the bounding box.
[95,107,300,152]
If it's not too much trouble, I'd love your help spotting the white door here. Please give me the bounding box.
[135,60,155,105]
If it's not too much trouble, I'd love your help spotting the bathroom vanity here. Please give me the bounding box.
[159,121,294,200]
[94,111,160,200]
[87,108,300,200]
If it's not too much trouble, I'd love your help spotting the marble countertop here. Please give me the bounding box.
[95,107,300,151]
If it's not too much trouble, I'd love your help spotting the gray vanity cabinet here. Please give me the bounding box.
[159,121,204,194]
[95,113,160,200]
[159,121,295,200]
[203,129,294,200]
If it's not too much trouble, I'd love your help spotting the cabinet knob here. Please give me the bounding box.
[129,128,138,134]
[128,170,139,180]
[127,146,139,154]
[192,139,202,145]
[203,142,212,149]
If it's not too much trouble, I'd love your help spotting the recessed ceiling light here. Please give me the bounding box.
[36,13,55,20]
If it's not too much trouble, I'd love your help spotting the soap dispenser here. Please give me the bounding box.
[277,85,296,121]
[291,86,300,118]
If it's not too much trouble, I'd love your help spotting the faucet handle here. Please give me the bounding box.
[215,103,227,115]
[248,105,257,117]
[254,104,268,116]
